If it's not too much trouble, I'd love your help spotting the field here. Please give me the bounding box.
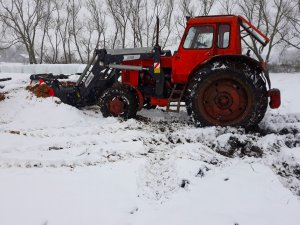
[0,72,300,225]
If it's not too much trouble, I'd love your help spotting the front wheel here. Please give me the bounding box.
[98,86,138,119]
[185,69,268,127]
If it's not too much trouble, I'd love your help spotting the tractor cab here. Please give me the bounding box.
[172,15,269,83]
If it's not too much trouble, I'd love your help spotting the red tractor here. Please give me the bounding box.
[30,15,280,127]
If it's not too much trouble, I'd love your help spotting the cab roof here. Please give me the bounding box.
[186,15,270,46]
[187,15,238,25]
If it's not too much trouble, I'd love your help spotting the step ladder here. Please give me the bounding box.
[166,84,187,113]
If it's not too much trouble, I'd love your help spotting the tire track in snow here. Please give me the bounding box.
[1,108,300,198]
[139,145,178,201]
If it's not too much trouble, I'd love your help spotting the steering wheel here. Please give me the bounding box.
[196,41,207,48]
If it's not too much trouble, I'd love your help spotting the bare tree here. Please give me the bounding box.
[175,0,216,40]
[86,0,106,47]
[85,0,106,61]
[180,0,195,17]
[198,0,216,16]
[44,23,61,63]
[143,0,157,47]
[238,0,294,63]
[279,0,300,50]
[106,0,131,48]
[69,0,84,63]
[161,0,175,48]
[43,0,63,64]
[3,0,298,65]
[175,0,195,39]
[128,0,144,47]
[149,0,175,47]
[39,1,56,63]
[219,0,238,14]
[0,0,48,64]
[54,0,72,63]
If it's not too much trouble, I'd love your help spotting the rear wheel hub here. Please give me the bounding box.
[215,92,233,109]
[197,77,251,125]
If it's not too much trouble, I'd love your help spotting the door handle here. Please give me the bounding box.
[175,55,181,59]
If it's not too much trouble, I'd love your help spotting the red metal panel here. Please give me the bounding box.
[122,57,172,69]
[172,24,216,83]
[122,70,139,87]
[269,88,281,109]
[150,98,169,107]
[161,56,172,68]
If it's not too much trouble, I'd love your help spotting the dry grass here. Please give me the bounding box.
[26,81,76,98]
[26,84,51,98]
[0,92,5,101]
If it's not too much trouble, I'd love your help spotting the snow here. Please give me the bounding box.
[0,63,86,74]
[283,147,300,162]
[1,160,299,225]
[0,71,300,225]
[135,161,300,225]
[0,161,142,225]
[270,73,300,114]
[19,54,30,59]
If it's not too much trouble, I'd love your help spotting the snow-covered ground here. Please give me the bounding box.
[0,72,299,225]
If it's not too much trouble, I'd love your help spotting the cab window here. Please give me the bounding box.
[183,26,214,49]
[218,24,230,48]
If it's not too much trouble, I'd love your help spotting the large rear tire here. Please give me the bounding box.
[185,68,268,127]
[98,86,138,119]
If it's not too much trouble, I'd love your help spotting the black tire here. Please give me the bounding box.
[98,86,138,119]
[185,67,268,127]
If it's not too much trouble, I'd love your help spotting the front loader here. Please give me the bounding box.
[30,15,281,127]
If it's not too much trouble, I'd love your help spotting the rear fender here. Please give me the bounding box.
[189,55,271,89]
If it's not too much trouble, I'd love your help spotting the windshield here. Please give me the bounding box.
[183,26,214,49]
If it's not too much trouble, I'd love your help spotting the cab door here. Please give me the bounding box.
[173,25,216,83]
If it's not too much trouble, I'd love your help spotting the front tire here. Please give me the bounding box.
[98,86,138,119]
[185,68,268,127]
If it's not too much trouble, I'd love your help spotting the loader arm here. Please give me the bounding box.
[75,48,154,97]
[30,46,166,106]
